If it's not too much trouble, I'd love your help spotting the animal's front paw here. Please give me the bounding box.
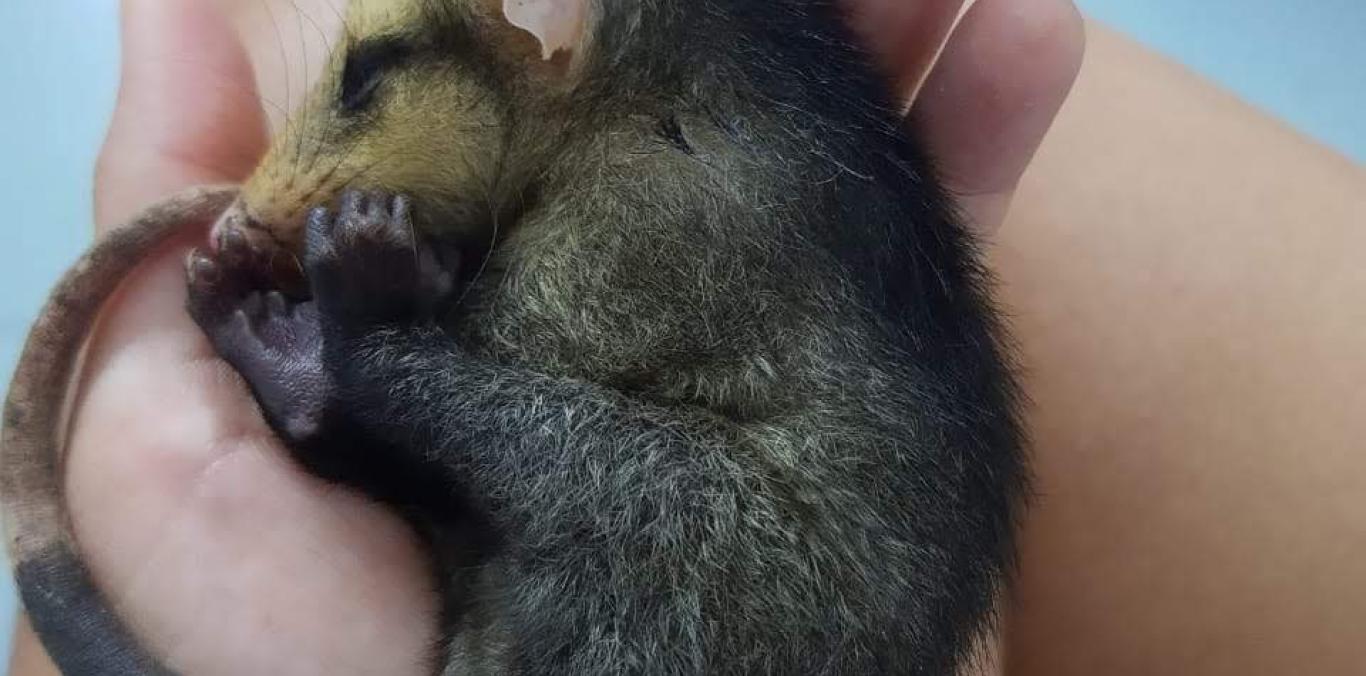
[186,229,333,444]
[303,191,458,331]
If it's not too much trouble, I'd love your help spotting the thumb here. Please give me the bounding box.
[94,0,268,231]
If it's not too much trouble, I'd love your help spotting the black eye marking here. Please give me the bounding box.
[339,38,412,114]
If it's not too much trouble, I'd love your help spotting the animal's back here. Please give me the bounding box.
[437,1,1025,673]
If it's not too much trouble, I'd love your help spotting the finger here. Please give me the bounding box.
[7,616,60,676]
[86,0,271,360]
[909,0,1085,234]
[224,0,344,131]
[95,0,268,231]
[74,0,270,546]
[845,0,970,100]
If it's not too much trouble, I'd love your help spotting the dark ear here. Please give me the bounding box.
[502,0,590,60]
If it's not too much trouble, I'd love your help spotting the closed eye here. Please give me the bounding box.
[339,38,412,114]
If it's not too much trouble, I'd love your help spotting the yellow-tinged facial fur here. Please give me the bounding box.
[230,0,566,248]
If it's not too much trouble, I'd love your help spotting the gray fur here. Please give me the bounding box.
[197,1,1027,673]
[1,1,1028,673]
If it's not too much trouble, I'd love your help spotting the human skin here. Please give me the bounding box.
[11,0,1366,675]
[995,26,1366,675]
[11,0,1081,672]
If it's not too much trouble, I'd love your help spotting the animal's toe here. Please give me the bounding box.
[251,291,312,349]
[238,291,266,322]
[216,227,273,281]
[264,290,289,317]
[186,248,222,288]
[186,248,242,329]
[217,226,253,265]
[415,236,462,313]
[303,190,430,323]
[205,307,269,373]
[336,190,413,249]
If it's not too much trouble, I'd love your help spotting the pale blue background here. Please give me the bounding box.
[0,0,1362,662]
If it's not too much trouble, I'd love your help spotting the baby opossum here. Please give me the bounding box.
[3,0,1026,674]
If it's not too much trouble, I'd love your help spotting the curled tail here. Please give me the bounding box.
[1,186,239,675]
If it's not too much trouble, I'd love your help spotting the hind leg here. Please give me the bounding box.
[187,207,498,671]
[185,227,333,445]
[184,201,467,512]
[184,227,375,492]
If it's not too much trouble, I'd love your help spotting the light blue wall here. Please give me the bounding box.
[0,0,119,369]
[1078,0,1366,162]
[0,0,1361,663]
[0,0,120,656]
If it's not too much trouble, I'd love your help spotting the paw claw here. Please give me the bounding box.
[186,249,220,285]
[219,227,251,261]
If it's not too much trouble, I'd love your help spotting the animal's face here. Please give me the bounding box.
[231,0,585,247]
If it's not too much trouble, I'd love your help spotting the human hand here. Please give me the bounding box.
[851,0,1085,233]
[54,1,439,674]
[16,0,1083,673]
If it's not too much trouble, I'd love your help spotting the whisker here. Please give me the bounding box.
[260,0,299,169]
[130,55,291,122]
[454,153,502,310]
[293,150,389,215]
[288,0,337,56]
[317,0,356,45]
[286,6,313,177]
[300,29,361,174]
[287,0,341,177]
